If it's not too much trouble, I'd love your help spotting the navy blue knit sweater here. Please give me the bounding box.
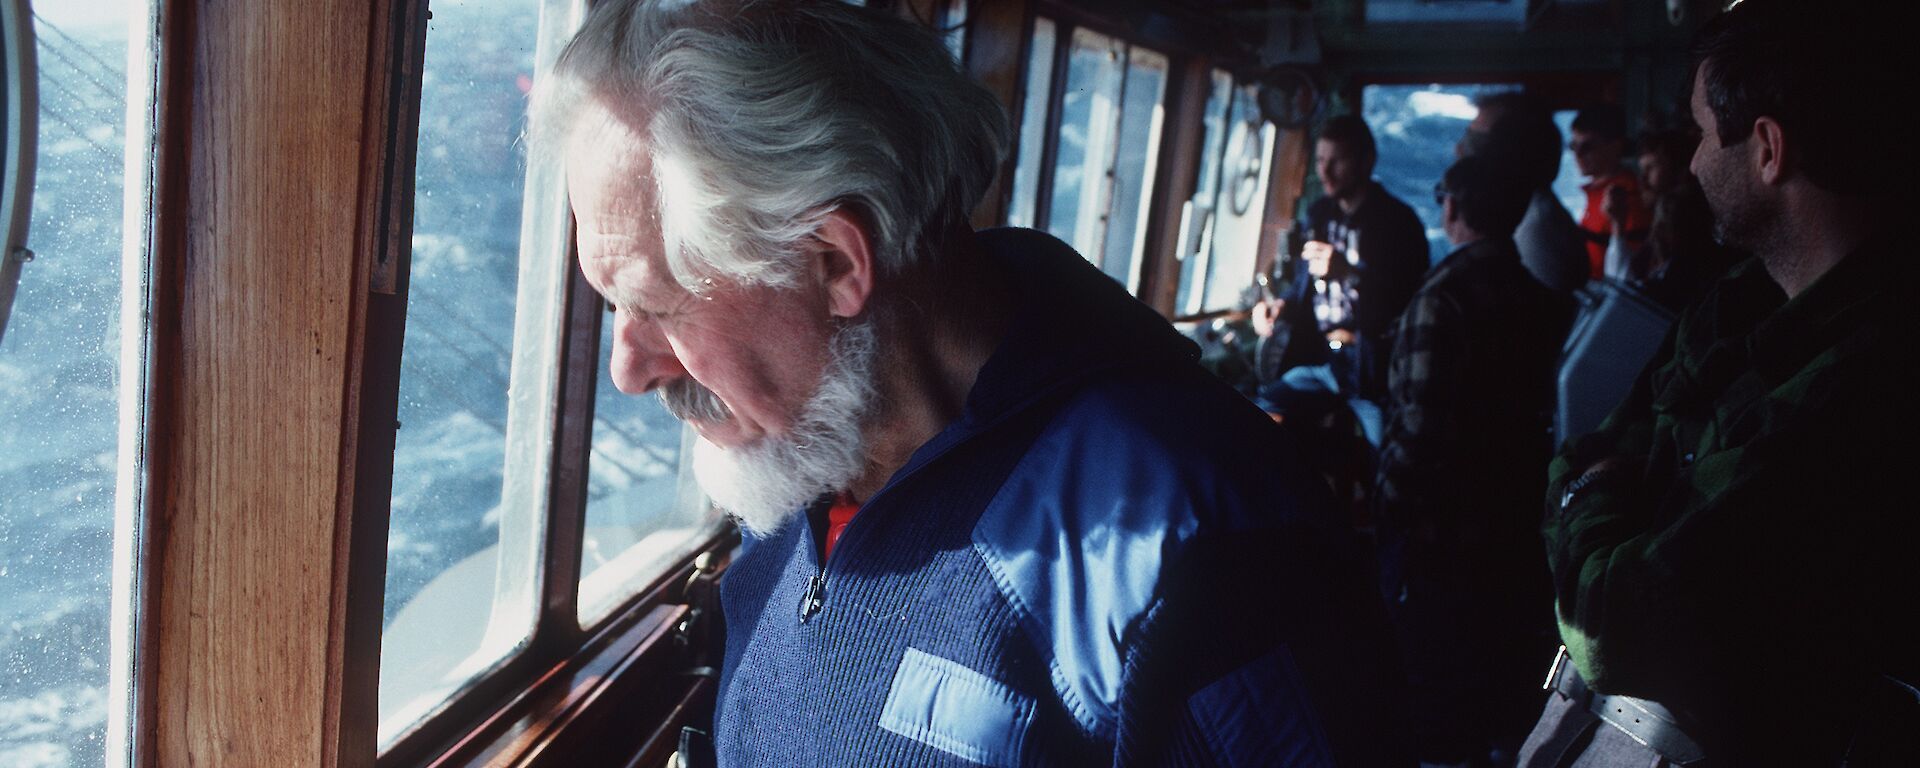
[713,228,1411,766]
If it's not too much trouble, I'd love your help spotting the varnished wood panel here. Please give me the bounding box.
[334,0,427,764]
[1141,56,1209,316]
[1254,126,1311,281]
[966,0,1034,229]
[145,0,389,764]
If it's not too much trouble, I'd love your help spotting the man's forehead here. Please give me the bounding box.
[1686,67,1711,114]
[566,100,681,308]
[566,103,655,197]
[580,242,693,313]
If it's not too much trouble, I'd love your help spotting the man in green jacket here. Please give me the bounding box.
[1518,1,1918,765]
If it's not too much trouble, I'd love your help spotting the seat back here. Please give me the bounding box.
[1555,280,1675,446]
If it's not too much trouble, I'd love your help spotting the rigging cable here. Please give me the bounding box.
[30,11,125,82]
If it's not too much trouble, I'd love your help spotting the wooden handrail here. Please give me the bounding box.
[1171,308,1251,325]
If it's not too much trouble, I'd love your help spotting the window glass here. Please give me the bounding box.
[576,304,712,626]
[1044,27,1122,262]
[1097,46,1166,291]
[940,0,967,63]
[1174,70,1234,315]
[1365,0,1527,26]
[1197,85,1273,311]
[1551,110,1586,222]
[1007,24,1173,287]
[1004,17,1054,230]
[380,0,548,747]
[1362,83,1520,265]
[1,3,144,767]
[1192,72,1233,215]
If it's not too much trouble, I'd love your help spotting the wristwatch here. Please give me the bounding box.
[1559,462,1622,514]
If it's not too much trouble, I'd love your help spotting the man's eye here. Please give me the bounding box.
[612,303,675,322]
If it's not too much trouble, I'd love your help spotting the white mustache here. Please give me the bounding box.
[658,377,732,423]
[689,319,878,538]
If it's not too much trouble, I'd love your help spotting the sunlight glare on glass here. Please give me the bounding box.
[1408,90,1480,120]
[27,4,123,29]
[4,3,141,768]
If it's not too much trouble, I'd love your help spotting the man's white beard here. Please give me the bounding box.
[664,321,877,538]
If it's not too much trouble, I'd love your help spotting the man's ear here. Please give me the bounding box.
[810,207,876,319]
[1751,116,1788,185]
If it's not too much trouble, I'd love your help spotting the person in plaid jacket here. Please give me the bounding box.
[1519,2,1919,765]
[1375,154,1573,766]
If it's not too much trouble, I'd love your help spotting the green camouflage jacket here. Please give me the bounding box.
[1544,238,1920,762]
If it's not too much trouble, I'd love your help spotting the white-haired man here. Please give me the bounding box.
[540,1,1410,765]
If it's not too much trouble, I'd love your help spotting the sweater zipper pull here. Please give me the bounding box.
[798,572,826,623]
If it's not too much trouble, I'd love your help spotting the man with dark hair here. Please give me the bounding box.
[1570,104,1650,280]
[1376,154,1572,767]
[1459,92,1590,293]
[1251,113,1428,448]
[1521,1,1919,764]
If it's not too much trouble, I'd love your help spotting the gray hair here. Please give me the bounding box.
[535,0,1009,290]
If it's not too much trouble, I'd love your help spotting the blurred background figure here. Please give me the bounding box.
[1459,92,1589,294]
[1569,104,1649,280]
[1603,126,1741,308]
[1250,114,1427,454]
[1377,154,1572,768]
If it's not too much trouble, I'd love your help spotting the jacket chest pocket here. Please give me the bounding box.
[879,647,1036,767]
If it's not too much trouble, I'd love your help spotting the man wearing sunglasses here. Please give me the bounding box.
[1377,154,1574,768]
[1569,104,1650,281]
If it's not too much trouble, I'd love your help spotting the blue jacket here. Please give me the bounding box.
[714,228,1411,766]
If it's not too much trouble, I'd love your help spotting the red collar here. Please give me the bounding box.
[824,492,860,561]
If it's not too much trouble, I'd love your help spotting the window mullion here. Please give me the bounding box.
[1032,19,1068,233]
[485,0,587,688]
[1083,38,1126,273]
[538,258,601,645]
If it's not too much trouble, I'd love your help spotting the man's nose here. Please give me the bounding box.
[607,308,686,395]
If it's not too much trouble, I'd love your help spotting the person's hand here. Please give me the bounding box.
[1251,298,1285,338]
[1303,240,1334,278]
[1603,184,1630,224]
[1325,328,1355,347]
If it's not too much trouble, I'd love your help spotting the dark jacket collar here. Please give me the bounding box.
[1745,232,1906,383]
[1680,230,1906,393]
[1433,234,1519,273]
[1321,180,1396,223]
[882,227,1198,485]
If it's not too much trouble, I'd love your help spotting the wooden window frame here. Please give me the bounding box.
[369,0,733,762]
[988,2,1304,319]
[1016,18,1177,292]
[1159,79,1309,325]
[963,0,1035,228]
[131,0,1291,762]
[136,0,731,764]
[1141,58,1221,317]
